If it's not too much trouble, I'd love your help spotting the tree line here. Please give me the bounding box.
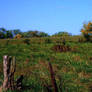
[1,21,92,40]
[0,28,50,39]
[0,28,71,39]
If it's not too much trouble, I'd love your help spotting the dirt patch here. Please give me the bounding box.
[52,45,71,52]
[89,57,92,61]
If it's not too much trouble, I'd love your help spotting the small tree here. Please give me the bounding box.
[81,22,92,41]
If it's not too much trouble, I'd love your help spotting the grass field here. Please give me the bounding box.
[0,36,92,92]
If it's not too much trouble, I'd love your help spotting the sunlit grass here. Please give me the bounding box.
[0,37,92,92]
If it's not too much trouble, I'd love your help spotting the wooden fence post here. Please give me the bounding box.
[48,62,58,92]
[2,55,16,91]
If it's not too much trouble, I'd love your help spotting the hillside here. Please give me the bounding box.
[0,36,92,92]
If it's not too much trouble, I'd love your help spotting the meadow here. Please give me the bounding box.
[0,36,92,92]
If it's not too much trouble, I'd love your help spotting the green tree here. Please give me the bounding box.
[13,29,22,35]
[0,28,6,38]
[25,30,39,37]
[6,30,13,38]
[52,31,71,37]
[38,32,49,37]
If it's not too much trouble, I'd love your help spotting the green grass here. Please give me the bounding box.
[0,37,92,92]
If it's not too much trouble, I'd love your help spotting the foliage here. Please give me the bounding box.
[0,28,7,39]
[0,37,92,92]
[0,28,13,39]
[14,34,22,39]
[81,22,92,41]
[6,30,13,38]
[27,31,39,37]
[13,29,22,36]
[23,31,49,38]
[52,32,71,37]
[38,32,49,37]
[0,28,49,39]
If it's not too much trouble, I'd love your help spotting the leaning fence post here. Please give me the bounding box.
[9,56,16,90]
[48,62,58,92]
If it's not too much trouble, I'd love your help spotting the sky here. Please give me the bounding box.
[0,0,92,35]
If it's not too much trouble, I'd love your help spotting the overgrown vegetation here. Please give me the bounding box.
[0,36,92,92]
[0,22,92,92]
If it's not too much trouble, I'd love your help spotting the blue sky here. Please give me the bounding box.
[0,0,92,35]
